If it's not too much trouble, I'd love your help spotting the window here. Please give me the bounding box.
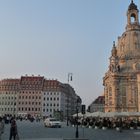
[109,87,112,96]
[131,13,136,23]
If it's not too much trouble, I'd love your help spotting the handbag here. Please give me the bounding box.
[15,134,20,140]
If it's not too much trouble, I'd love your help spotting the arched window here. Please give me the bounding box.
[131,13,136,23]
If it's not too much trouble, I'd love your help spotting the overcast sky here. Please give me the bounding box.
[0,0,139,106]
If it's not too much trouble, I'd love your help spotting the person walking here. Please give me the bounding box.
[9,118,18,140]
[0,117,4,140]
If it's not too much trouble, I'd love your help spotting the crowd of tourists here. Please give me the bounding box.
[69,117,140,131]
[1,114,41,124]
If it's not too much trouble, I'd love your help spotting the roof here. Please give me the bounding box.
[92,96,105,104]
[128,0,138,11]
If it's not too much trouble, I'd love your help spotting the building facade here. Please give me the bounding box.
[88,96,105,113]
[0,75,80,118]
[103,1,140,112]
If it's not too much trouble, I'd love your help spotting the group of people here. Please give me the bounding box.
[69,117,140,131]
[0,116,18,140]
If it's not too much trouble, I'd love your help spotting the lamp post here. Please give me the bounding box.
[66,73,73,126]
[75,96,80,138]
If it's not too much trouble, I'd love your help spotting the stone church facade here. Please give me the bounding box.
[103,1,140,112]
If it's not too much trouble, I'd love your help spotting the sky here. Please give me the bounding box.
[0,0,139,107]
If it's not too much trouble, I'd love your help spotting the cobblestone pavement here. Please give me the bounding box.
[2,120,140,140]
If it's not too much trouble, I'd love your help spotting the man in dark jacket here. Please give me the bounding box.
[9,118,18,140]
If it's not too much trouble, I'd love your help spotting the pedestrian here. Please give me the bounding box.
[118,118,123,133]
[9,118,18,140]
[0,117,4,140]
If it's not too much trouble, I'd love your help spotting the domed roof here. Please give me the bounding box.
[128,0,138,10]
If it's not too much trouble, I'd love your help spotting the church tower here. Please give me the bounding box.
[103,1,140,112]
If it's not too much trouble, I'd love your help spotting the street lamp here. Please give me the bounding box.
[75,96,80,138]
[66,73,73,126]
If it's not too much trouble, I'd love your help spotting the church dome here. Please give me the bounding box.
[128,0,138,11]
[116,1,140,59]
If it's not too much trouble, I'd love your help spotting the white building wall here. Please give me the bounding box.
[0,91,17,115]
[42,91,65,117]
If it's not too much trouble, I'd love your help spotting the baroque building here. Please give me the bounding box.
[103,1,140,112]
[0,75,81,118]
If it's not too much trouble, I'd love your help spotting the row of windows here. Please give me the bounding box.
[0,108,16,111]
[43,97,59,101]
[43,103,59,107]
[0,92,17,94]
[43,108,59,112]
[0,101,60,106]
[0,91,60,96]
[0,102,16,105]
[18,107,40,111]
[22,84,41,88]
[0,96,60,101]
[21,81,42,84]
[0,87,17,90]
[19,96,41,100]
[0,107,59,112]
[0,97,16,100]
[44,92,59,95]
[19,102,41,105]
[20,91,41,94]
